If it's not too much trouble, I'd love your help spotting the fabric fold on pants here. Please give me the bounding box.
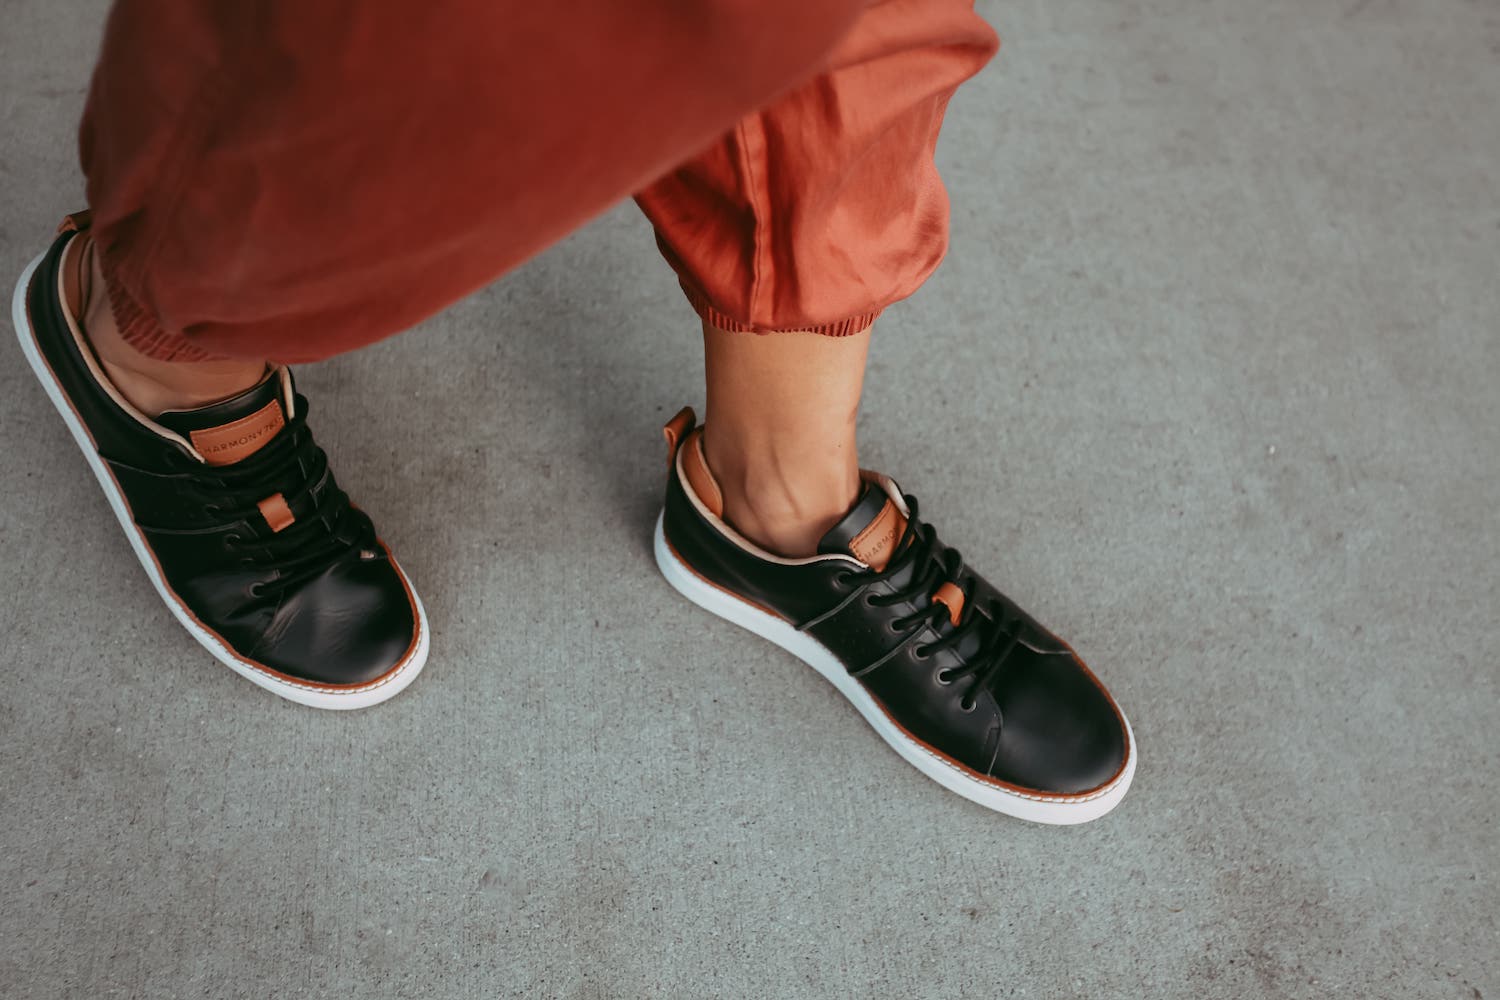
[638,0,997,337]
[79,0,995,362]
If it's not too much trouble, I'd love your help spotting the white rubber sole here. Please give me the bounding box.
[654,511,1136,823]
[12,249,429,710]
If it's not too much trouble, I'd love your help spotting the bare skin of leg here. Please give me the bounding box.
[76,240,268,416]
[701,320,868,558]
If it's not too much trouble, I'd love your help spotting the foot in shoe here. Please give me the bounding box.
[12,215,429,709]
[654,406,1135,823]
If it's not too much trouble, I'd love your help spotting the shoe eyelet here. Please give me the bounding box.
[959,697,977,713]
[247,581,265,598]
[913,644,932,661]
[222,532,242,550]
[934,667,952,685]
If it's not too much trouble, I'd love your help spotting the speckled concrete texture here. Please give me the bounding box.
[2,1,1496,997]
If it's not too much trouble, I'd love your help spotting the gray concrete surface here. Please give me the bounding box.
[2,1,1497,997]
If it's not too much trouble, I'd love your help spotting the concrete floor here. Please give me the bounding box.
[3,1,1497,997]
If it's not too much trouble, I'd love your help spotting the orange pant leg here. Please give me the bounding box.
[81,0,866,362]
[637,0,998,336]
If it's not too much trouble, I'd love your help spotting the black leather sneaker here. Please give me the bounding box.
[654,407,1135,823]
[11,214,428,709]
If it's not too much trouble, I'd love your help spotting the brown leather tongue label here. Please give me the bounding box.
[847,498,907,571]
[189,399,286,466]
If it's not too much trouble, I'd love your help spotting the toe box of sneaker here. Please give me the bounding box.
[988,648,1128,796]
[251,555,419,686]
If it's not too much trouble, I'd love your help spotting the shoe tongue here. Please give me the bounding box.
[155,370,288,466]
[818,481,908,571]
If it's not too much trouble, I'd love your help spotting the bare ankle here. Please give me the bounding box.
[76,239,267,416]
[704,429,860,557]
[698,321,872,556]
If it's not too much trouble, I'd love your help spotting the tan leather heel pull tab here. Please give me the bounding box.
[56,210,94,234]
[931,582,965,627]
[662,406,696,467]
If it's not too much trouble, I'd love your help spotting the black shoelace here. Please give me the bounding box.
[123,397,375,597]
[849,495,1023,712]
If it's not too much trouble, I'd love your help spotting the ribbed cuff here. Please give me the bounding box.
[680,280,881,338]
[98,241,220,363]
